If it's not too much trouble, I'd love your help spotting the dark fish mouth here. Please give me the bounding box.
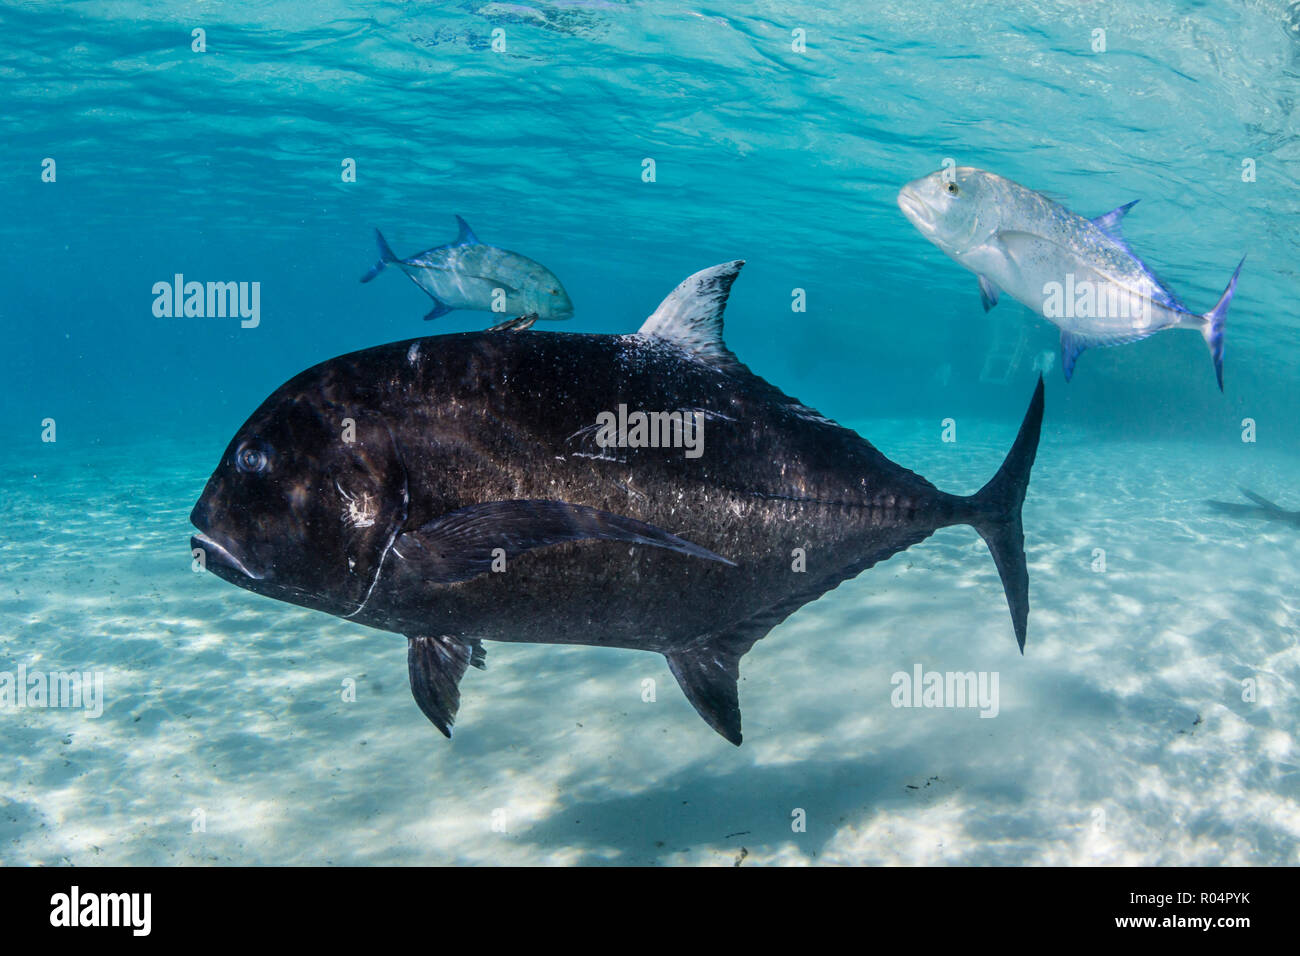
[190,531,264,580]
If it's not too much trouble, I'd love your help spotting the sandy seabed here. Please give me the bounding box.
[1,416,1297,866]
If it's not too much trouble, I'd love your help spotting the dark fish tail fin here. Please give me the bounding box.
[1199,255,1244,392]
[360,228,399,283]
[962,374,1045,654]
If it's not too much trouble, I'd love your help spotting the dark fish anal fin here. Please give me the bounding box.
[977,274,1000,311]
[666,628,763,746]
[407,635,481,737]
[394,499,735,585]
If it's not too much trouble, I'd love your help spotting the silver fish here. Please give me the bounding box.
[361,215,575,324]
[898,167,1244,388]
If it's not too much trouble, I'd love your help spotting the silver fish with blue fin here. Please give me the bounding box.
[361,215,575,325]
[897,167,1244,389]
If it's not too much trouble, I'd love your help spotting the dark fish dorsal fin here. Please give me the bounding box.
[1091,200,1139,241]
[454,215,481,246]
[638,261,745,369]
[407,635,484,737]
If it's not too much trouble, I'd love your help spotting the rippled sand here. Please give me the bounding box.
[2,420,1297,866]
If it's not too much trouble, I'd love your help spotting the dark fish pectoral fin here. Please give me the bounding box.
[407,635,483,737]
[394,499,735,584]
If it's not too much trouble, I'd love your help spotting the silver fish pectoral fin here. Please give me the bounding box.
[407,635,485,738]
[977,274,1001,311]
[392,498,736,585]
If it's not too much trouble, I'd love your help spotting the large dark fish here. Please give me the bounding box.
[190,262,1045,745]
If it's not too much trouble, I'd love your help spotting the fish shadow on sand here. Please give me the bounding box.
[513,743,1025,864]
[1205,488,1300,528]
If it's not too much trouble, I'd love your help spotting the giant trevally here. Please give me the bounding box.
[897,167,1244,389]
[361,215,575,326]
[190,262,1044,745]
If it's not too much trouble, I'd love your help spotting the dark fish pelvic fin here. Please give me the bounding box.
[407,635,486,738]
[953,374,1045,653]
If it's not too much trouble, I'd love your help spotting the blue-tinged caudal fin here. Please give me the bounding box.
[961,375,1045,653]
[1199,256,1245,392]
[360,228,399,283]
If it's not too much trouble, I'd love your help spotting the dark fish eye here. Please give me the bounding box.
[946,182,960,195]
[235,443,269,474]
[549,288,559,295]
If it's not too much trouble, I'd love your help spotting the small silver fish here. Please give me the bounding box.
[898,167,1244,389]
[361,215,575,324]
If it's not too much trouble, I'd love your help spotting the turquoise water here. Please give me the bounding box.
[3,0,1298,865]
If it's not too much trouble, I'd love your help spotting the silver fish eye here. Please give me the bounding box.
[946,182,960,195]
[236,443,269,474]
